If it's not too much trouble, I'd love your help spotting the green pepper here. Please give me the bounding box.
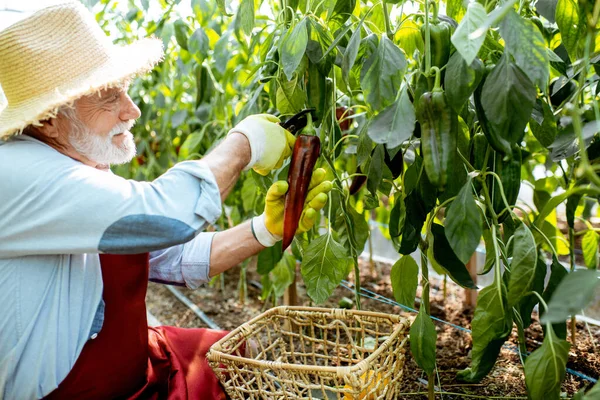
[307,61,327,124]
[420,4,452,70]
[416,67,457,189]
[413,70,432,104]
[469,132,489,193]
[474,64,510,155]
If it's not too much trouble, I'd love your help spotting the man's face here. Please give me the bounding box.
[66,85,142,166]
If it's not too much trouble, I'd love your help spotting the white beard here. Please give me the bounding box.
[68,118,137,166]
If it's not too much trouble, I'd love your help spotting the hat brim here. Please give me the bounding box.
[0,37,163,139]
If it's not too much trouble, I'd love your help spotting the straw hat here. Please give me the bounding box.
[0,1,164,139]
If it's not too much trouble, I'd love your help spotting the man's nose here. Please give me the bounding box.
[120,93,141,121]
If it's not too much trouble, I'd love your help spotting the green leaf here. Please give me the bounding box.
[447,0,467,22]
[451,2,487,65]
[367,86,415,150]
[171,110,188,128]
[542,257,568,339]
[409,307,437,375]
[213,32,231,75]
[301,233,352,304]
[480,54,537,155]
[445,52,484,113]
[582,231,599,269]
[216,0,232,15]
[389,194,406,250]
[399,191,427,255]
[366,145,385,195]
[329,0,356,26]
[189,27,210,59]
[507,222,538,308]
[178,131,205,160]
[235,0,255,36]
[537,0,558,23]
[173,19,189,50]
[500,10,549,88]
[280,18,309,80]
[555,0,584,60]
[394,20,423,59]
[518,257,547,328]
[481,229,496,275]
[271,254,296,297]
[357,124,373,167]
[524,325,570,400]
[257,242,284,275]
[241,177,257,213]
[276,77,306,114]
[360,35,406,112]
[584,381,600,399]
[431,224,477,289]
[342,26,362,83]
[529,98,558,148]
[444,178,482,265]
[457,283,512,382]
[542,269,600,324]
[391,256,419,307]
[566,194,582,229]
[336,205,370,253]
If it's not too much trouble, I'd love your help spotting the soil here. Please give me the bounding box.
[146,257,600,399]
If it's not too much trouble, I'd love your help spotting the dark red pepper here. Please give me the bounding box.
[282,114,321,250]
[336,106,354,132]
[349,166,367,195]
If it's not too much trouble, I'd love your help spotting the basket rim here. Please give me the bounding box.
[207,306,410,375]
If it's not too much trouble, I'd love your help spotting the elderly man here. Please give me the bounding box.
[0,2,331,399]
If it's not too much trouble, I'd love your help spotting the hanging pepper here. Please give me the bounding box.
[348,144,403,196]
[307,61,327,124]
[282,114,321,250]
[349,166,367,195]
[416,67,457,189]
[420,2,452,70]
[384,145,404,179]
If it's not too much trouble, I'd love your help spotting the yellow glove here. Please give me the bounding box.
[228,114,296,176]
[251,168,332,247]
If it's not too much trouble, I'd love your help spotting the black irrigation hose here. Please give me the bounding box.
[165,285,221,330]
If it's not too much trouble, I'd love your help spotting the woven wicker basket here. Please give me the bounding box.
[207,306,410,399]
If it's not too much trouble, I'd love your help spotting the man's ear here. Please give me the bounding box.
[36,117,61,138]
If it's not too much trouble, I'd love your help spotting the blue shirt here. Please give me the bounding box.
[0,135,222,399]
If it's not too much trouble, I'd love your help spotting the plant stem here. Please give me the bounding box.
[424,0,431,72]
[239,261,247,304]
[569,227,577,343]
[383,1,393,41]
[323,153,362,309]
[428,377,435,400]
[420,245,431,314]
[368,221,376,277]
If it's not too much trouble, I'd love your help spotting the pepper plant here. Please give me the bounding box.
[93,0,600,397]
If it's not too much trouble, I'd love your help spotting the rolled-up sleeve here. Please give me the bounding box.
[149,232,216,289]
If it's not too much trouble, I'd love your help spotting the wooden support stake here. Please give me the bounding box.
[284,263,299,306]
[463,253,478,308]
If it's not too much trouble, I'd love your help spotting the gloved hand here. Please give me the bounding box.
[228,114,296,176]
[251,168,332,247]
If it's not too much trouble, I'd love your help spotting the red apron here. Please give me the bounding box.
[45,253,228,400]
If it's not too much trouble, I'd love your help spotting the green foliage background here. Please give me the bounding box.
[90,0,600,397]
